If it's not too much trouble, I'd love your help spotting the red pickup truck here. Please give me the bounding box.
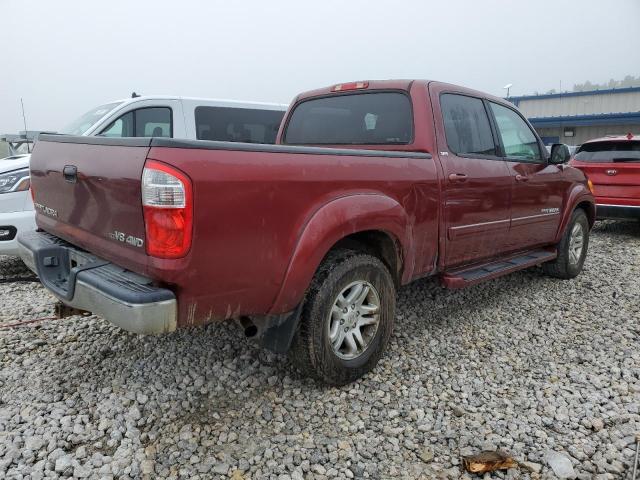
[20,80,595,384]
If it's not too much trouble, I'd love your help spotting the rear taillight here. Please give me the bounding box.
[142,160,193,259]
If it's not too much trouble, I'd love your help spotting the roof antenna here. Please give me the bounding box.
[20,98,30,154]
[131,91,141,98]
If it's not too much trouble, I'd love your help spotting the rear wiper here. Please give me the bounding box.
[612,157,640,162]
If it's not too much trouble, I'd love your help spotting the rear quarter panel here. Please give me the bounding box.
[145,145,439,325]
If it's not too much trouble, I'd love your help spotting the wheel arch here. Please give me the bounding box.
[268,194,412,315]
[555,186,596,243]
[575,200,596,227]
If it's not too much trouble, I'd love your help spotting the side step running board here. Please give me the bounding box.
[441,248,557,289]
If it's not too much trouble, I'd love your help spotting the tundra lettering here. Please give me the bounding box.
[33,202,58,218]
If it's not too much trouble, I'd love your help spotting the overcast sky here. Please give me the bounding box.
[2,0,639,133]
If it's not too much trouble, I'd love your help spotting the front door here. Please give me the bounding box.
[433,91,512,268]
[487,101,564,250]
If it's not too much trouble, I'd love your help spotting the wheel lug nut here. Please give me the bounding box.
[340,319,344,325]
[343,308,348,313]
[344,327,348,332]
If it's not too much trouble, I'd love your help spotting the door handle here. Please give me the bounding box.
[63,165,77,183]
[448,173,468,183]
[515,174,529,182]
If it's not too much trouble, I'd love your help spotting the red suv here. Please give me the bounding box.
[570,133,640,220]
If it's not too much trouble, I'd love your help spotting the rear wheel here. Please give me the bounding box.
[543,209,589,279]
[289,249,395,385]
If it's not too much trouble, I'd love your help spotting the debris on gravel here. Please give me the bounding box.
[462,450,516,474]
[0,221,638,479]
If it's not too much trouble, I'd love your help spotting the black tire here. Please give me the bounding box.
[542,209,589,279]
[289,249,396,385]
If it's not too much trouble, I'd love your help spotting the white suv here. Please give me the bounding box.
[0,96,287,256]
[0,154,32,254]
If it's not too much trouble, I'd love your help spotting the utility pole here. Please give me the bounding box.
[20,98,30,153]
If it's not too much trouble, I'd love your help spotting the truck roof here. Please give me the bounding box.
[293,79,511,106]
[108,95,288,111]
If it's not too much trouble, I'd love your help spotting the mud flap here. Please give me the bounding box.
[259,303,304,354]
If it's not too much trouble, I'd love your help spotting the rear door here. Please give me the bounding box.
[431,89,512,268]
[487,101,565,250]
[572,139,640,205]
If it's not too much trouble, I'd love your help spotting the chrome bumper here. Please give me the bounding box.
[18,231,177,334]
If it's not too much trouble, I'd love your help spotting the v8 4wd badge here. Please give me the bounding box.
[108,230,144,248]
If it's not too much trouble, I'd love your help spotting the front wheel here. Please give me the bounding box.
[289,249,395,385]
[543,209,590,279]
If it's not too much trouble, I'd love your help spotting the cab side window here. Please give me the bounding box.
[135,108,171,137]
[489,102,542,161]
[100,112,133,137]
[100,107,172,138]
[441,94,496,157]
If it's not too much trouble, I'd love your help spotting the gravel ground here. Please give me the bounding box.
[0,221,638,480]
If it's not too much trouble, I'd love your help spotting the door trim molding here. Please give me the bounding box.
[510,211,560,227]
[448,218,510,240]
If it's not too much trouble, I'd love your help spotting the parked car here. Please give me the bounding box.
[569,133,640,220]
[19,80,595,384]
[61,95,287,142]
[0,154,32,254]
[0,96,287,256]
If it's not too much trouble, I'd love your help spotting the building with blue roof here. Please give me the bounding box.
[508,86,640,145]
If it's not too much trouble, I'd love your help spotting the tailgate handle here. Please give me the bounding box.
[63,165,78,183]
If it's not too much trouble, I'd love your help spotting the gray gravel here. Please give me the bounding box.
[0,221,639,479]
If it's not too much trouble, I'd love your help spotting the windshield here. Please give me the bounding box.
[60,102,123,135]
[575,140,640,163]
[284,92,413,145]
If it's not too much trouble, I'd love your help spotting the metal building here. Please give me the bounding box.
[508,87,640,146]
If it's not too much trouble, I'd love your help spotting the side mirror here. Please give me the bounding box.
[549,143,571,164]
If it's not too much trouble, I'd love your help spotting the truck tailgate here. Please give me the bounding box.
[29,136,152,272]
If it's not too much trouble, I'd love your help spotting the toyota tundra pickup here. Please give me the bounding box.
[19,80,595,385]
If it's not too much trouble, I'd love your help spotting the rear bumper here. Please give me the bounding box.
[596,204,640,220]
[18,230,177,334]
[0,210,36,255]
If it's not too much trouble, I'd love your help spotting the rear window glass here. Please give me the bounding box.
[195,107,284,144]
[284,92,413,145]
[575,140,640,162]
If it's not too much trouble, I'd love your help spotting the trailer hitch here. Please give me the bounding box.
[54,302,91,319]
